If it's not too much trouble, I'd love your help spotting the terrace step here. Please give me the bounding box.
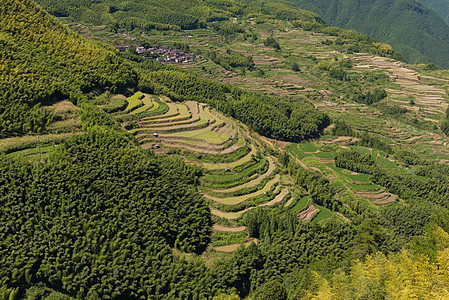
[211,157,276,193]
[140,115,200,127]
[214,238,258,253]
[130,94,155,115]
[204,174,280,205]
[210,207,254,220]
[259,189,289,207]
[134,117,213,134]
[189,144,256,170]
[140,135,236,152]
[202,159,269,189]
[141,102,182,121]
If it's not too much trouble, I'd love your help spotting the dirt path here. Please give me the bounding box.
[210,207,254,220]
[259,189,289,207]
[214,238,258,253]
[335,212,351,223]
[212,224,246,232]
[284,195,296,207]
[354,190,390,199]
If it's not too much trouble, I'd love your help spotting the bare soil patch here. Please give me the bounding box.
[214,238,258,253]
[212,224,246,232]
[298,204,318,222]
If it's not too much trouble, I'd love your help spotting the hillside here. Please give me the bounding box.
[417,0,449,25]
[0,0,330,144]
[290,0,449,68]
[3,0,449,299]
[34,0,322,30]
[0,0,137,138]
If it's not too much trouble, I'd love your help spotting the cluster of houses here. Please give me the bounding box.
[135,46,196,64]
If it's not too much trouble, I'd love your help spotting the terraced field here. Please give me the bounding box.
[314,55,449,168]
[139,20,449,166]
[120,92,300,251]
[287,140,407,217]
[120,90,444,250]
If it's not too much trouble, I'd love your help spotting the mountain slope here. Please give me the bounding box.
[416,0,449,25]
[0,0,137,138]
[289,0,449,68]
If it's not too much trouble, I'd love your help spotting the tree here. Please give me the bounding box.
[256,280,287,300]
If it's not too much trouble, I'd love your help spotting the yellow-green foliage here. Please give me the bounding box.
[212,293,240,300]
[302,226,449,300]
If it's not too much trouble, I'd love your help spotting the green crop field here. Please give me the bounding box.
[130,94,154,115]
[298,142,319,153]
[311,206,333,223]
[290,196,310,213]
[125,92,144,112]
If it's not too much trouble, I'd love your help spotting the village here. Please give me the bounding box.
[135,45,197,64]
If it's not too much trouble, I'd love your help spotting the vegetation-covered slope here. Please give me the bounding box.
[0,104,219,298]
[0,0,331,143]
[290,0,449,67]
[0,0,137,138]
[34,0,322,31]
[417,0,449,25]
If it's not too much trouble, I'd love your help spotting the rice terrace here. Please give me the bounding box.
[111,90,438,252]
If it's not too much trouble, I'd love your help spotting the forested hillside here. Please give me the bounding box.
[417,0,449,25]
[290,0,449,67]
[0,0,137,138]
[0,122,214,298]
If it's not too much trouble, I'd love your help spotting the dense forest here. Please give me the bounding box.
[416,0,449,25]
[290,0,449,67]
[0,107,215,298]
